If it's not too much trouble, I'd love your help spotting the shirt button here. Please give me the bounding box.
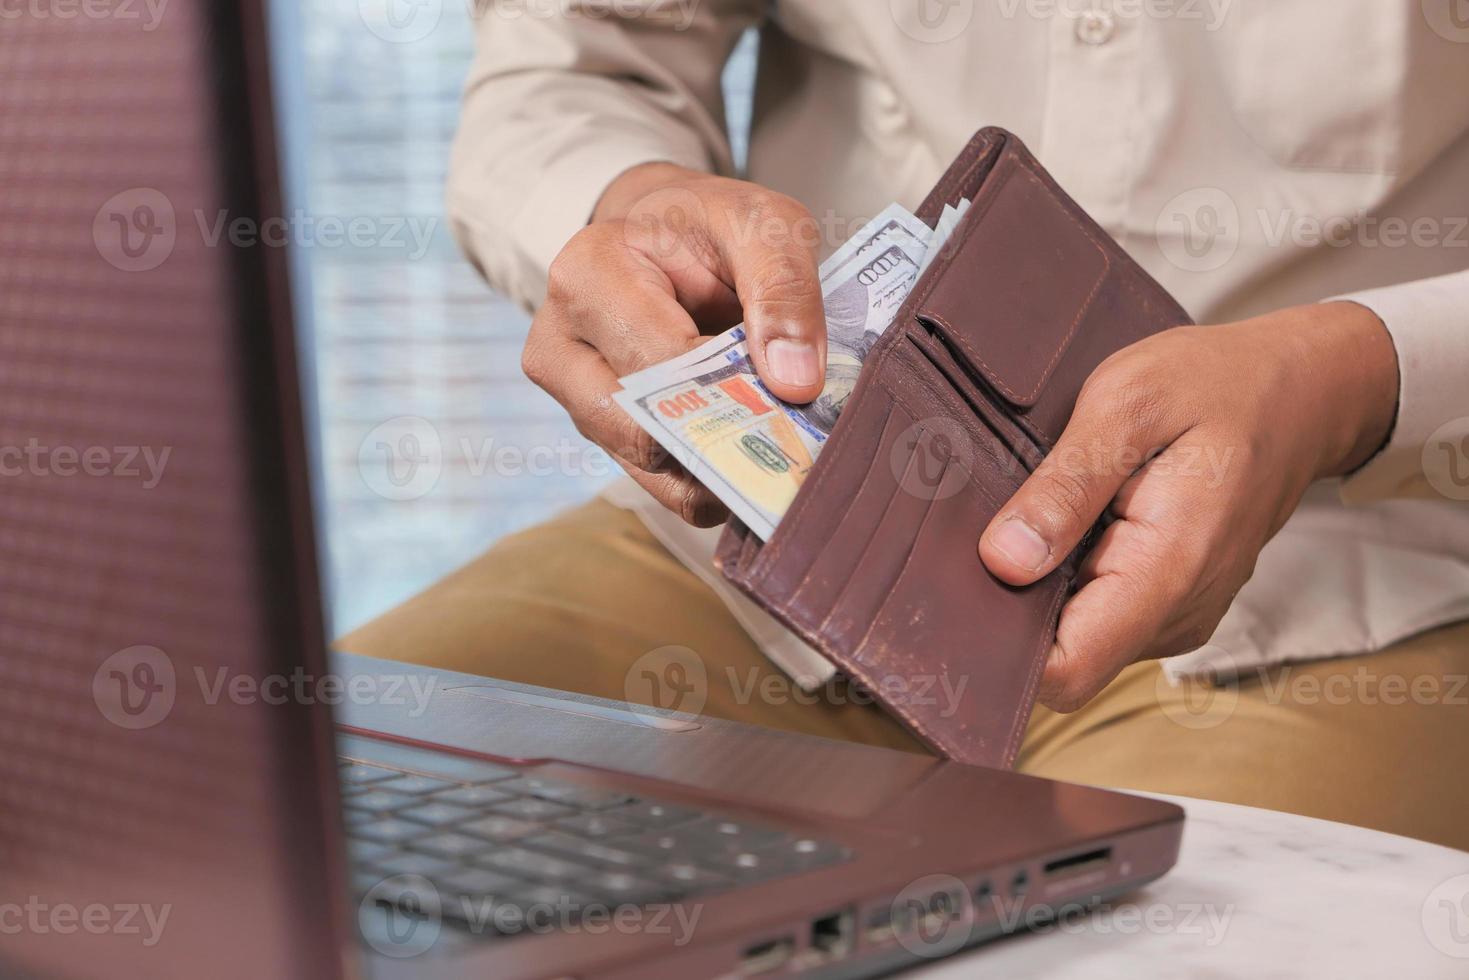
[1075,9,1116,45]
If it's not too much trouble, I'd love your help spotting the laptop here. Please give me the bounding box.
[0,4,1183,978]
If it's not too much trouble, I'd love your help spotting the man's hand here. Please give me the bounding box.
[979,302,1399,712]
[523,163,827,526]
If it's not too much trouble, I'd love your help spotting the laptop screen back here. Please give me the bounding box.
[0,4,348,977]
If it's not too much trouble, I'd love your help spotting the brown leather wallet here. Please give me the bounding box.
[715,128,1193,769]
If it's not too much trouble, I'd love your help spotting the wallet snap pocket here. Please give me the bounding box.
[916,156,1109,443]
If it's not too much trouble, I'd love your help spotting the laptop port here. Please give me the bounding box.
[1044,846,1112,878]
[863,904,897,944]
[739,936,794,976]
[810,909,854,960]
[865,895,921,945]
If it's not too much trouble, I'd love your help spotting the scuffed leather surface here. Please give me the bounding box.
[718,129,1193,768]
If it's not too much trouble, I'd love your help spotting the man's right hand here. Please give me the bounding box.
[521,163,828,526]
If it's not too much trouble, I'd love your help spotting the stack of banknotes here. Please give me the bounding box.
[615,200,970,538]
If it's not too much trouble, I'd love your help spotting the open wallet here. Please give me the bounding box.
[714,127,1194,769]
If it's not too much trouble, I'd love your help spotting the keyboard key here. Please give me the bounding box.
[578,870,671,905]
[615,801,701,828]
[460,815,542,842]
[488,798,578,821]
[478,846,593,881]
[430,784,516,807]
[407,832,491,859]
[342,788,418,811]
[523,832,646,869]
[438,868,524,899]
[382,774,460,795]
[700,849,791,882]
[497,776,636,810]
[507,883,600,907]
[681,818,787,850]
[350,818,430,844]
[339,762,403,786]
[347,839,395,864]
[398,802,480,827]
[555,813,641,838]
[370,852,459,878]
[619,830,700,859]
[759,836,852,868]
[654,862,732,890]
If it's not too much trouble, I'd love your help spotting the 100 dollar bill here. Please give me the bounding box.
[614,201,967,537]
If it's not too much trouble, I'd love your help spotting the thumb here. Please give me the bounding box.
[716,197,827,404]
[980,399,1166,586]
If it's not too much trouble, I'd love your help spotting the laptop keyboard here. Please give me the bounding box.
[340,757,853,945]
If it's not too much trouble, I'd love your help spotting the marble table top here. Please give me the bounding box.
[912,793,1469,978]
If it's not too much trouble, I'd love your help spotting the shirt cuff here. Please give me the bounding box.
[1332,269,1469,504]
[449,137,710,312]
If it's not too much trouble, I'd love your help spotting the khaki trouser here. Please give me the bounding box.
[338,498,1469,852]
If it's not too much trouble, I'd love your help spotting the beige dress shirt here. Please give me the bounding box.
[448,1,1469,680]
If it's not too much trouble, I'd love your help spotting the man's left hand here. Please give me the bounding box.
[978,302,1399,712]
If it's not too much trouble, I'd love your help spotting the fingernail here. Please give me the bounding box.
[765,338,820,388]
[989,517,1050,572]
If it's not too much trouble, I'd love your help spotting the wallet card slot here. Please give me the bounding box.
[745,391,900,596]
[785,405,916,617]
[818,443,945,653]
[847,445,1067,768]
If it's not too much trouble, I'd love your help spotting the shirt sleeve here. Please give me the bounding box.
[446,0,764,311]
[1334,268,1469,504]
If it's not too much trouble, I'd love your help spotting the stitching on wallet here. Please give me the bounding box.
[753,392,898,574]
[812,430,940,637]
[1000,574,1070,768]
[878,365,1011,514]
[920,164,1112,406]
[785,400,903,603]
